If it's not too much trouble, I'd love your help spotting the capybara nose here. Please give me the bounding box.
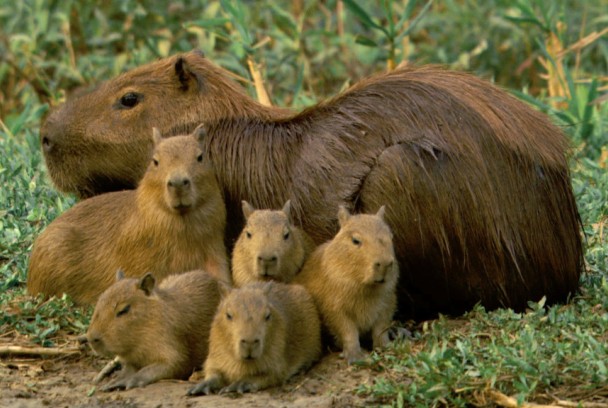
[167,177,191,188]
[257,255,278,275]
[240,338,261,357]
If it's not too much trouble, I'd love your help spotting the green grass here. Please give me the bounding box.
[1,0,607,405]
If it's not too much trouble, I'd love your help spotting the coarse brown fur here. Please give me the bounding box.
[87,270,221,390]
[40,51,583,319]
[187,281,321,395]
[28,127,229,305]
[232,200,315,287]
[293,206,398,363]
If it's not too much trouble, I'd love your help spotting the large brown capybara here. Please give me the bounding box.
[28,126,229,305]
[87,270,221,391]
[294,206,398,364]
[39,50,583,319]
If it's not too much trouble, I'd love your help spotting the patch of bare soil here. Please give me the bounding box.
[0,335,380,408]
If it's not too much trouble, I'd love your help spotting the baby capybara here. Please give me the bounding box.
[27,126,229,305]
[294,206,398,364]
[187,281,321,395]
[87,270,221,390]
[231,200,315,287]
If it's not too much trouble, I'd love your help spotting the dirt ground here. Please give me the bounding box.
[0,333,389,408]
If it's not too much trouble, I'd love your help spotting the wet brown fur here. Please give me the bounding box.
[28,127,228,305]
[188,281,321,395]
[87,270,221,390]
[232,200,315,287]
[40,51,583,319]
[293,206,398,363]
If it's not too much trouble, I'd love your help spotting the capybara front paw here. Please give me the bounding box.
[219,380,258,394]
[388,326,412,342]
[341,349,369,365]
[187,380,219,396]
[101,379,127,392]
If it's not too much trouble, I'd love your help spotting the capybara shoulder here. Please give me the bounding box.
[187,281,321,395]
[294,205,398,363]
[27,125,229,305]
[87,269,221,390]
[232,200,315,287]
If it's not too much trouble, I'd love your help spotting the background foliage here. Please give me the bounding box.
[1,0,607,406]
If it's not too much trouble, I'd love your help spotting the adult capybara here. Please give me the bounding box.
[294,206,398,364]
[28,126,229,305]
[187,281,321,395]
[40,50,583,319]
[232,200,315,287]
[87,270,221,390]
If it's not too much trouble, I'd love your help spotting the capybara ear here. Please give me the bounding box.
[376,205,386,220]
[174,55,203,91]
[192,123,206,143]
[337,205,351,227]
[138,273,156,296]
[242,200,255,220]
[281,200,292,220]
[152,128,162,146]
[191,48,205,58]
[116,269,125,281]
[217,280,232,299]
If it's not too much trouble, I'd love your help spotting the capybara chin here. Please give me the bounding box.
[40,50,583,320]
[27,126,229,305]
[294,206,398,364]
[87,270,221,391]
[187,281,321,396]
[231,200,315,287]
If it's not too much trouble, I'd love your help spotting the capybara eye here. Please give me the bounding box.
[352,237,361,246]
[265,312,271,321]
[119,92,141,109]
[197,154,203,163]
[246,231,252,239]
[152,158,159,167]
[116,304,131,317]
[226,312,232,320]
[283,231,290,240]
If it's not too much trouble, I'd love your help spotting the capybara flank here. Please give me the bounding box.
[231,200,315,287]
[40,50,583,319]
[28,125,229,305]
[187,281,321,395]
[87,270,221,390]
[294,206,398,364]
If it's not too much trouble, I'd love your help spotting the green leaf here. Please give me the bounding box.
[355,35,378,47]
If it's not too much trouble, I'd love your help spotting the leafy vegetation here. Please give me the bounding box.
[1,0,607,406]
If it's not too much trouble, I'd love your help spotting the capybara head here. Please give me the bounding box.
[41,50,266,198]
[330,206,397,285]
[238,200,301,281]
[87,271,159,359]
[215,283,282,361]
[141,125,214,215]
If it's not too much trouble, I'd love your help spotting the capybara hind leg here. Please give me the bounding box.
[371,319,392,349]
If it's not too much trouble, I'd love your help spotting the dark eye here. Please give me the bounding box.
[246,231,252,239]
[283,231,290,240]
[116,304,130,317]
[265,312,271,321]
[226,312,233,320]
[152,158,159,167]
[352,237,361,246]
[197,154,203,163]
[118,92,142,109]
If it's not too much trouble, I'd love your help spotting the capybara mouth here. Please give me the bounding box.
[172,203,192,214]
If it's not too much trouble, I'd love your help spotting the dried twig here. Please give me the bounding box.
[247,56,272,107]
[93,357,121,384]
[0,346,81,357]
